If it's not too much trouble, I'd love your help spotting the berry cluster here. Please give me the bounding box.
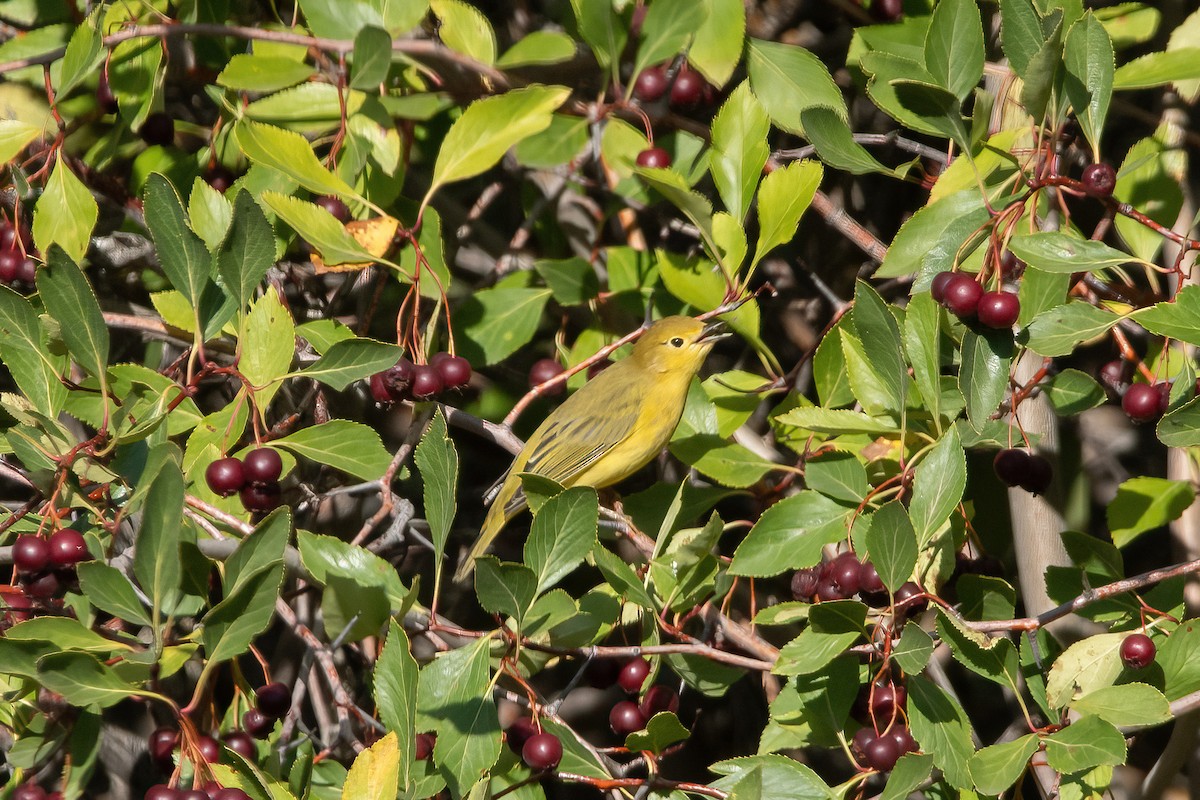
[0,218,38,288]
[144,786,249,800]
[369,354,472,404]
[608,657,682,735]
[848,678,917,772]
[632,63,715,110]
[930,271,1020,328]
[992,448,1053,495]
[11,530,91,602]
[505,716,564,771]
[11,784,63,800]
[147,727,253,799]
[242,681,291,739]
[204,448,285,513]
[791,552,926,614]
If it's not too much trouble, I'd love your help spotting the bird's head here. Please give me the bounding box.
[631,316,728,375]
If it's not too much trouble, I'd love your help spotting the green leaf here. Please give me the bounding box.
[1000,0,1046,78]
[570,0,627,71]
[864,502,917,593]
[751,159,822,272]
[274,419,392,481]
[1045,632,1125,708]
[1132,284,1200,346]
[76,562,151,627]
[746,39,845,136]
[1114,134,1184,264]
[907,677,974,790]
[1045,369,1105,415]
[430,0,496,65]
[959,330,1013,432]
[36,652,139,709]
[0,287,68,416]
[852,281,906,412]
[474,558,537,626]
[935,611,1021,691]
[455,287,552,366]
[1157,621,1200,701]
[298,530,412,641]
[636,169,717,261]
[298,338,402,391]
[144,173,213,308]
[802,452,868,504]
[689,0,746,87]
[217,54,317,92]
[730,491,851,577]
[496,31,576,67]
[297,319,356,353]
[375,621,419,790]
[892,79,970,152]
[709,82,769,222]
[236,119,360,200]
[201,561,284,665]
[670,434,774,488]
[923,0,984,101]
[1114,48,1200,90]
[1071,682,1171,727]
[969,734,1038,795]
[1106,476,1195,548]
[875,189,989,279]
[32,157,97,263]
[709,754,835,800]
[632,0,708,80]
[1044,715,1126,773]
[238,287,295,408]
[425,85,569,205]
[225,507,291,593]
[591,542,655,608]
[4,617,131,653]
[909,425,965,545]
[414,409,458,563]
[1159,396,1200,447]
[261,192,376,267]
[0,119,44,165]
[55,6,103,96]
[1008,231,1133,274]
[36,247,109,383]
[416,637,502,796]
[882,754,934,800]
[218,190,276,314]
[1063,13,1114,158]
[625,713,690,754]
[861,52,947,138]
[774,602,865,676]
[903,294,942,420]
[351,26,393,89]
[533,257,599,305]
[1021,302,1121,357]
[189,178,233,252]
[525,486,598,593]
[892,622,934,675]
[800,106,903,176]
[773,406,898,435]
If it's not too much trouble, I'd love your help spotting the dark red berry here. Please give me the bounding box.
[369,372,395,404]
[1099,360,1127,392]
[790,566,820,601]
[144,787,179,800]
[16,257,36,285]
[864,733,902,771]
[47,529,89,566]
[242,448,283,485]
[410,364,444,399]
[669,68,707,109]
[1122,383,1163,423]
[929,271,955,303]
[635,147,672,169]
[609,700,647,735]
[205,457,245,496]
[239,482,282,513]
[850,727,875,760]
[1081,162,1116,198]
[0,220,15,250]
[314,195,351,223]
[871,0,903,22]
[858,561,885,595]
[893,582,927,615]
[999,251,1024,279]
[13,785,47,800]
[223,731,256,760]
[197,734,221,763]
[1155,381,1172,415]
[205,165,235,193]
[941,273,983,318]
[140,112,175,146]
[993,448,1031,488]
[587,359,613,380]
[23,570,62,598]
[827,553,862,598]
[149,727,179,766]
[1120,633,1156,669]
[0,249,20,282]
[870,683,906,722]
[3,590,34,625]
[414,732,436,760]
[633,66,669,102]
[383,358,415,397]
[529,358,566,395]
[433,354,472,389]
[211,791,251,800]
[13,535,50,573]
[639,685,680,717]
[97,73,120,113]
[256,682,291,718]
[889,725,917,754]
[976,291,1020,329]
[242,708,274,739]
[816,579,843,602]
[617,657,651,693]
[1020,454,1053,495]
[178,792,210,800]
[506,717,539,754]
[521,732,562,771]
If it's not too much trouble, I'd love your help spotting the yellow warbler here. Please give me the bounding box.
[455,316,727,582]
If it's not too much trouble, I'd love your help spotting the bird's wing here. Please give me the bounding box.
[516,390,642,492]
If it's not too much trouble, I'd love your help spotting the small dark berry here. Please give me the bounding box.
[669,68,707,109]
[369,372,395,404]
[433,354,472,389]
[242,708,274,739]
[617,657,651,693]
[16,257,37,285]
[587,359,613,380]
[148,727,179,766]
[633,66,669,102]
[414,732,436,760]
[140,112,175,146]
[999,251,1024,279]
[196,734,221,763]
[976,291,1020,329]
[3,590,34,625]
[993,448,1031,488]
[790,566,820,601]
[941,273,983,318]
[205,457,245,496]
[23,570,62,599]
[639,685,680,717]
[864,733,902,772]
[314,195,351,223]
[47,528,89,566]
[929,271,955,303]
[506,717,539,754]
[256,682,291,718]
[1123,383,1163,423]
[410,364,444,399]
[1020,454,1053,495]
[521,732,563,771]
[205,165,235,193]
[1099,360,1127,392]
[871,0,904,22]
[242,448,283,485]
[635,147,672,169]
[1120,632,1156,669]
[815,579,843,602]
[1155,381,1172,415]
[889,725,917,754]
[97,72,120,113]
[869,683,906,722]
[383,358,415,397]
[827,553,862,598]
[893,582,927,615]
[13,534,50,573]
[223,731,256,760]
[858,561,886,595]
[609,700,647,735]
[13,786,48,800]
[178,792,210,800]
[144,786,179,800]
[239,482,282,513]
[529,358,566,395]
[1081,162,1117,198]
[0,249,20,282]
[850,727,875,760]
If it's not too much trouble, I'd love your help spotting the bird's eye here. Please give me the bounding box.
[669,337,685,347]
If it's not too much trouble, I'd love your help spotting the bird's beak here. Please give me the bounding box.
[698,319,731,344]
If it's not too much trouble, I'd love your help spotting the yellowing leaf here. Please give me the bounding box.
[311,216,400,273]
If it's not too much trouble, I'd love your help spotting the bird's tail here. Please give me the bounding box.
[453,476,520,582]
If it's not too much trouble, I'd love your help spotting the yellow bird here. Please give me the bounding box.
[454,316,727,582]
